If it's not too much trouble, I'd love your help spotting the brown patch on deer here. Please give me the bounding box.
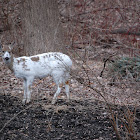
[65,81,69,85]
[17,58,26,65]
[22,63,27,69]
[17,60,20,65]
[19,58,28,69]
[21,58,26,62]
[31,56,40,62]
[43,55,49,58]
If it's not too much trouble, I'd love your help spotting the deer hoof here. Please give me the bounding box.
[22,98,26,104]
[51,99,56,105]
[22,98,30,104]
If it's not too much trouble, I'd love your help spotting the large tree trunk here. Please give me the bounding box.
[21,0,66,56]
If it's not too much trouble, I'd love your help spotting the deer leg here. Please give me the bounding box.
[52,85,62,104]
[65,81,70,102]
[26,77,34,103]
[22,79,27,104]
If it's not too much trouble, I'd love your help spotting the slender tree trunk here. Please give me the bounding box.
[21,0,66,56]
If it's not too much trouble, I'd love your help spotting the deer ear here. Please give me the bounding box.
[9,42,15,50]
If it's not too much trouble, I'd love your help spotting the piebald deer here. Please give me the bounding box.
[0,44,72,104]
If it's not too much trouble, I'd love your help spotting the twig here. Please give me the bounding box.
[100,53,116,77]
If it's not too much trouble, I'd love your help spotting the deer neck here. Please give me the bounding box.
[6,55,14,72]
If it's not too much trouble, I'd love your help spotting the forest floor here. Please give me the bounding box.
[0,54,140,140]
[0,94,117,140]
[0,93,139,140]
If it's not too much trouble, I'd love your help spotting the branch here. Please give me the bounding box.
[100,53,116,77]
[110,29,140,36]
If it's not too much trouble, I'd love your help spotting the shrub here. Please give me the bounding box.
[109,57,140,82]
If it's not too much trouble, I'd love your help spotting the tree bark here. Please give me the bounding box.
[21,0,66,56]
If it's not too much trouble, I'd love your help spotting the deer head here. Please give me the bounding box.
[0,43,14,64]
[0,43,15,72]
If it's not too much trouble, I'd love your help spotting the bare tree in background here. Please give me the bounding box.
[21,0,66,56]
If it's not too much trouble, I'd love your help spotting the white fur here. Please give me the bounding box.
[1,45,72,104]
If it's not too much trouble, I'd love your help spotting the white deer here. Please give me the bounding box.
[0,44,72,104]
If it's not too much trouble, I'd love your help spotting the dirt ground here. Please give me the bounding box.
[0,55,140,140]
[0,93,139,140]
